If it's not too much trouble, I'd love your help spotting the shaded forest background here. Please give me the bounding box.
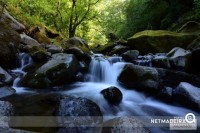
[1,0,200,46]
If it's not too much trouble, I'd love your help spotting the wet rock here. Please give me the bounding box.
[152,55,170,69]
[157,87,173,102]
[122,50,139,62]
[101,86,123,105]
[0,22,20,69]
[157,68,200,89]
[0,87,16,99]
[0,67,13,86]
[173,82,200,111]
[167,47,191,72]
[102,116,149,133]
[118,64,159,91]
[127,30,198,54]
[191,48,200,75]
[30,50,50,62]
[46,44,63,54]
[0,128,33,133]
[20,53,79,88]
[0,8,25,32]
[108,56,122,64]
[55,96,102,133]
[0,101,14,128]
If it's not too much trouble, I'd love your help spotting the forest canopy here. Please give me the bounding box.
[1,0,200,45]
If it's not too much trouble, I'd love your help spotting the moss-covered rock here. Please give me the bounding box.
[118,64,159,91]
[63,37,90,54]
[127,30,198,54]
[0,22,20,69]
[33,32,51,44]
[20,53,79,88]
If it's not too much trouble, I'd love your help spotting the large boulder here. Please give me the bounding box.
[118,64,159,91]
[0,22,20,69]
[167,47,191,72]
[173,82,200,111]
[55,96,102,133]
[118,64,200,91]
[0,8,25,32]
[102,116,149,133]
[127,30,198,54]
[100,86,123,105]
[0,67,13,86]
[63,37,90,54]
[20,53,79,88]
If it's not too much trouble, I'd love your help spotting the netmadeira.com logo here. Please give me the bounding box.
[151,113,197,130]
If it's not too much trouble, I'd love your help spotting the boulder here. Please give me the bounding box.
[20,53,79,88]
[0,101,14,128]
[167,47,191,72]
[63,37,90,54]
[20,33,40,46]
[0,8,25,32]
[152,55,170,69]
[127,30,198,54]
[173,82,200,111]
[21,44,49,62]
[0,22,20,69]
[109,45,130,55]
[102,116,149,133]
[0,87,16,99]
[101,86,123,105]
[157,87,173,102]
[118,64,200,91]
[118,64,159,91]
[55,96,102,133]
[157,68,200,89]
[0,67,13,86]
[122,50,139,62]
[46,44,63,54]
[65,46,91,62]
[191,48,200,75]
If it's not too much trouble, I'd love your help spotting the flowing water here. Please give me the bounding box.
[12,53,200,132]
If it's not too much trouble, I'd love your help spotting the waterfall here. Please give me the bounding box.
[88,54,125,84]
[12,53,33,89]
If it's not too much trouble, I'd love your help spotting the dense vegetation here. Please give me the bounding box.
[1,0,200,45]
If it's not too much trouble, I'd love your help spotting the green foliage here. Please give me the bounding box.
[193,0,200,20]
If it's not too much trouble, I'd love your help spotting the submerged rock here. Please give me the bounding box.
[101,86,123,105]
[173,82,200,111]
[20,53,79,88]
[102,116,149,133]
[127,30,198,54]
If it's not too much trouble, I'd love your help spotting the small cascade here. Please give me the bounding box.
[88,54,124,84]
[12,53,33,88]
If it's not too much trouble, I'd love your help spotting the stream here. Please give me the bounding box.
[11,53,200,132]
